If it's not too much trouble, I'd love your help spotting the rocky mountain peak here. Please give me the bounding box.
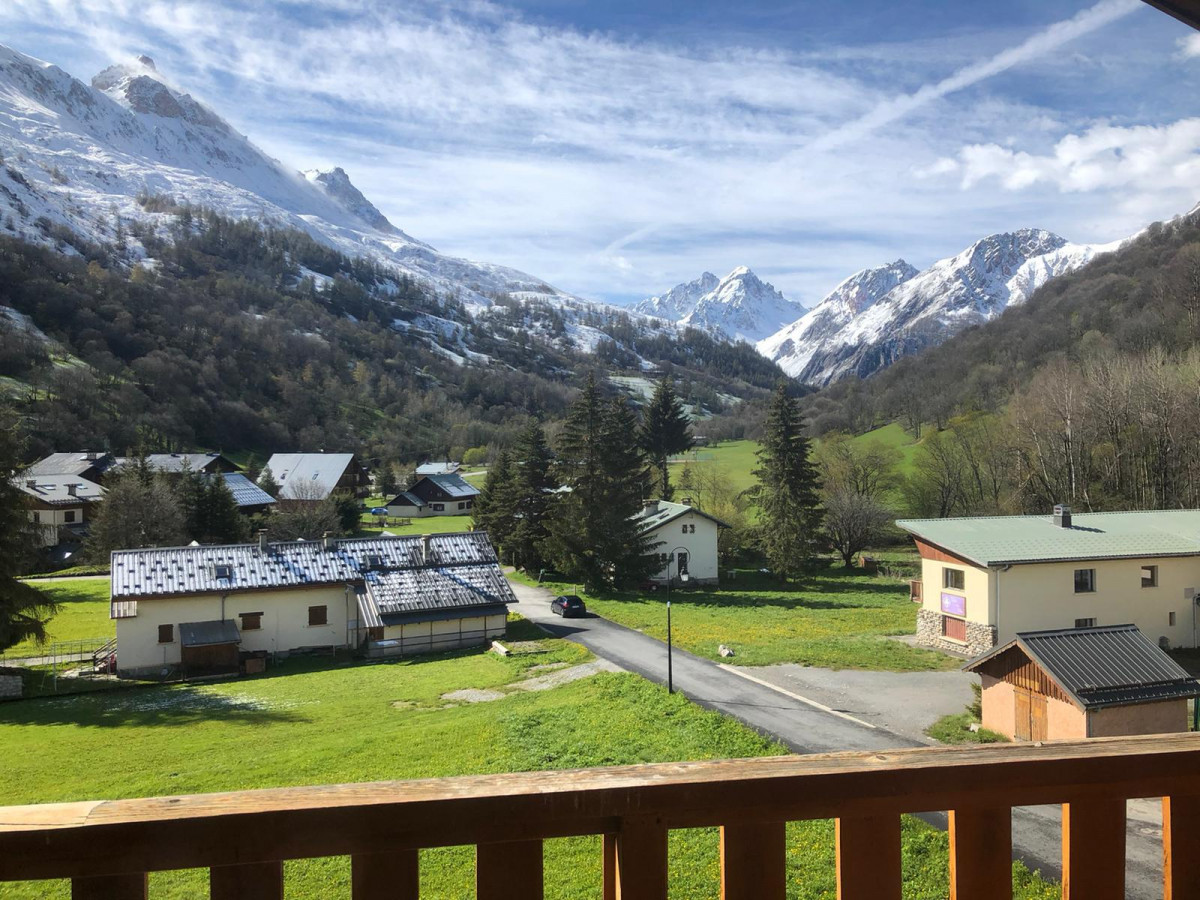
[303,167,398,235]
[92,59,229,133]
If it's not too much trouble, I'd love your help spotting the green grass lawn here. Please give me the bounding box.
[4,579,113,658]
[849,422,921,479]
[357,514,476,537]
[0,620,1055,899]
[669,439,760,495]
[520,565,956,672]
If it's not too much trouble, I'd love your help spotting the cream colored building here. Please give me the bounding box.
[111,532,513,675]
[15,474,105,547]
[899,506,1200,657]
[635,500,727,585]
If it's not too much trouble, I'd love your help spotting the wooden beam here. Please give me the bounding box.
[71,873,147,899]
[352,850,419,900]
[4,735,1200,881]
[477,839,542,900]
[1140,1,1200,32]
[614,816,667,900]
[1164,794,1200,899]
[949,808,1011,900]
[1062,799,1125,900]
[836,815,900,900]
[720,821,785,900]
[209,861,283,900]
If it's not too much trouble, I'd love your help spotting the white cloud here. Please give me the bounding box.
[1179,33,1200,58]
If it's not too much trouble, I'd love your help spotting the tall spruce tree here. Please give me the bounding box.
[257,465,281,498]
[640,376,692,500]
[0,406,57,650]
[508,423,555,571]
[546,375,656,588]
[746,383,823,580]
[472,448,516,547]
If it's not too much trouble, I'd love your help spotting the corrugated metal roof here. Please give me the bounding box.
[217,473,276,508]
[418,473,479,499]
[22,452,114,477]
[897,510,1200,566]
[14,475,105,506]
[966,625,1200,709]
[633,500,730,534]
[137,453,233,474]
[416,461,459,475]
[179,619,241,647]
[365,565,517,621]
[110,532,496,602]
[265,453,357,500]
[385,491,426,508]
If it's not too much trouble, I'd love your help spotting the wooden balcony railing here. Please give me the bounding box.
[910,578,923,603]
[2,734,1200,899]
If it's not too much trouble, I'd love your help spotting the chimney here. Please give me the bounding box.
[25,479,36,490]
[258,529,269,553]
[421,533,432,564]
[322,531,337,551]
[680,496,693,507]
[67,483,78,497]
[643,500,658,515]
[1053,504,1072,528]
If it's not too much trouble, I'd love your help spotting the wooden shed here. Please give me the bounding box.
[964,624,1200,742]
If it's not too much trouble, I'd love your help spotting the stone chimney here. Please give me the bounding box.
[421,533,432,564]
[258,529,269,553]
[1053,504,1072,528]
[322,531,337,551]
[66,483,78,497]
[642,500,659,515]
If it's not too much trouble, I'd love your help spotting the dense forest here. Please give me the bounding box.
[0,201,781,465]
[807,207,1200,515]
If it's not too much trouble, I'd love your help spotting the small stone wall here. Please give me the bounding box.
[915,609,997,657]
[0,673,23,700]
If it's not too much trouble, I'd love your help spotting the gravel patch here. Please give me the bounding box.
[513,659,621,693]
[441,688,507,703]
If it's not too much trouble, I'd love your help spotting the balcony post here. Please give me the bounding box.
[719,821,785,899]
[1164,794,1200,899]
[1062,798,1125,900]
[614,816,668,900]
[71,873,148,899]
[836,815,901,899]
[949,808,1011,900]
[477,839,542,900]
[209,861,283,900]
[352,850,419,899]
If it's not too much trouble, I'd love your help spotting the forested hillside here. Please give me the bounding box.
[806,207,1200,514]
[0,202,782,463]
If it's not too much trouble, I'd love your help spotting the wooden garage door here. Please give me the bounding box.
[1014,688,1048,742]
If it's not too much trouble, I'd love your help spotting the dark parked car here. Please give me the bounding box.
[551,595,586,618]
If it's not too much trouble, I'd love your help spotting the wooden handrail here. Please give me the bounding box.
[3,734,1200,897]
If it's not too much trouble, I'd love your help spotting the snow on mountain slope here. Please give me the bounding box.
[636,266,805,343]
[756,260,917,378]
[761,229,1125,385]
[0,45,594,316]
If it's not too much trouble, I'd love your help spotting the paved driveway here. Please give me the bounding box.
[508,577,1165,897]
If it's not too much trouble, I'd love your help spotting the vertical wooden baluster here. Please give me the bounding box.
[71,873,148,899]
[477,839,543,900]
[353,849,419,899]
[720,821,785,900]
[209,861,283,900]
[1062,798,1125,900]
[602,833,618,900]
[949,808,1012,900]
[613,816,668,900]
[836,815,901,900]
[1164,794,1200,899]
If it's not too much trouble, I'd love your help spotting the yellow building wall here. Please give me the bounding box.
[980,675,1016,738]
[647,512,720,583]
[1046,696,1086,741]
[379,613,506,654]
[115,585,354,673]
[993,556,1197,647]
[919,557,993,626]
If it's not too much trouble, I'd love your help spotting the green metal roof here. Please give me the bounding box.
[896,509,1200,567]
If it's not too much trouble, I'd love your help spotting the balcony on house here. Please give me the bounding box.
[910,578,923,603]
[2,734,1199,899]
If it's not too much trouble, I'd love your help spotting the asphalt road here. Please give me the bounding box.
[509,578,1165,897]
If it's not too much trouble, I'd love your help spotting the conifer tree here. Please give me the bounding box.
[0,406,57,651]
[257,465,281,498]
[508,423,555,571]
[640,376,692,499]
[746,383,823,580]
[377,464,398,499]
[472,448,515,545]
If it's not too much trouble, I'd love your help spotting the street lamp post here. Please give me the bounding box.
[666,546,689,694]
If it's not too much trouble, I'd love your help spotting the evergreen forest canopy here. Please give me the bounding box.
[0,199,783,465]
[806,207,1200,515]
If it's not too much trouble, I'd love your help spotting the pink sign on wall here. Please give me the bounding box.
[940,592,966,616]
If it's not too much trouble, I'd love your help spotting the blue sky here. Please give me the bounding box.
[2,0,1198,305]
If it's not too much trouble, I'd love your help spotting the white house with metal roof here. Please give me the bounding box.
[15,474,106,547]
[899,506,1200,657]
[110,532,514,675]
[265,453,370,500]
[385,474,479,518]
[634,499,727,585]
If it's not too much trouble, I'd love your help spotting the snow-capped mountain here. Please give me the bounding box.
[636,266,806,343]
[759,230,1124,385]
[757,260,917,379]
[0,46,604,314]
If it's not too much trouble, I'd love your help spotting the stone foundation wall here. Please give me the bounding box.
[915,609,997,658]
[0,673,23,700]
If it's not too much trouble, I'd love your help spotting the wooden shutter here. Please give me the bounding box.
[942,616,967,642]
[1015,688,1032,741]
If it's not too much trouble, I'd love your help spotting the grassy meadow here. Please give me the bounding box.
[520,566,954,672]
[4,578,112,658]
[0,619,1055,899]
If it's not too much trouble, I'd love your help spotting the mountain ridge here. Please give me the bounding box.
[635,266,806,343]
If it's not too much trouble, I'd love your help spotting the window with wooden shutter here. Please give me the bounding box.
[941,616,967,642]
[240,612,262,631]
[308,605,327,627]
[157,624,174,644]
